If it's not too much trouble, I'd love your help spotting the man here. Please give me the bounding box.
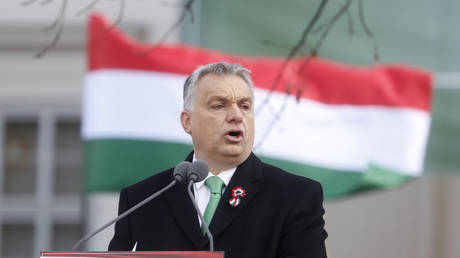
[109,62,328,257]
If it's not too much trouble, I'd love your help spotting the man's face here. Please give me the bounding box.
[181,73,255,171]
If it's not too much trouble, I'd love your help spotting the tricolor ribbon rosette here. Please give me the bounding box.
[229,186,246,207]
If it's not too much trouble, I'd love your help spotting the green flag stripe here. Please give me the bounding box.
[84,139,413,199]
[262,157,412,199]
[84,139,193,193]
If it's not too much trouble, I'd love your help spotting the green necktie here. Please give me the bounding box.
[202,176,225,233]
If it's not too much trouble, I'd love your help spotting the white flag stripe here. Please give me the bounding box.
[83,70,190,143]
[255,97,430,174]
[83,70,430,175]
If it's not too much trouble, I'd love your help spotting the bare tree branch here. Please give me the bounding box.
[311,21,327,34]
[255,0,329,116]
[106,0,126,30]
[296,0,352,98]
[254,0,331,149]
[256,0,367,149]
[23,0,195,58]
[310,0,352,60]
[75,0,100,17]
[253,64,299,150]
[358,0,380,61]
[346,8,354,35]
[295,86,305,103]
[186,0,195,22]
[21,0,39,6]
[160,0,186,8]
[253,93,290,150]
[45,8,62,31]
[358,0,374,37]
[310,1,346,35]
[40,0,53,6]
[75,0,125,29]
[137,0,195,55]
[372,44,380,62]
[34,0,68,58]
[261,39,310,54]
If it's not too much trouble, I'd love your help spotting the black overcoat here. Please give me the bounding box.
[109,152,328,258]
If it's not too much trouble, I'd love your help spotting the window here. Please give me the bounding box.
[0,111,83,258]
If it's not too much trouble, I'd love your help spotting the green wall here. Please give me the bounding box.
[199,0,460,70]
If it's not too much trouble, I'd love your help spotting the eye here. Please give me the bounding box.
[212,104,225,109]
[240,103,251,110]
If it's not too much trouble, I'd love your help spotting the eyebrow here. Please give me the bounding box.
[237,97,253,104]
[208,96,227,102]
[207,96,253,103]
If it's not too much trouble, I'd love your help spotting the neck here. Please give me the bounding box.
[194,153,243,175]
[208,163,233,175]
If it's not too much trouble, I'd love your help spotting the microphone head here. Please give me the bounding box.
[187,160,209,182]
[173,161,191,183]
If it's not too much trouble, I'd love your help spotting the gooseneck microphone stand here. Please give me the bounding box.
[187,180,214,252]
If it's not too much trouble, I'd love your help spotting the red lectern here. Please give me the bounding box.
[40,251,224,258]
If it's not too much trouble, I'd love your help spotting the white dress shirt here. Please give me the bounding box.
[192,156,236,226]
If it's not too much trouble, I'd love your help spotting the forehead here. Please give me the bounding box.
[195,74,253,100]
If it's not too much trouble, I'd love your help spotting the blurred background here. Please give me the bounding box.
[0,0,459,258]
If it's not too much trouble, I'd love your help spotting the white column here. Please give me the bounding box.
[86,193,119,251]
[34,110,55,255]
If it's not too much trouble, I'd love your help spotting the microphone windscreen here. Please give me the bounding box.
[173,161,191,183]
[188,160,209,182]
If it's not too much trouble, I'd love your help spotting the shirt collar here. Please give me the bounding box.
[192,155,236,190]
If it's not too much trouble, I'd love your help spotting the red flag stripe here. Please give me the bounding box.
[88,14,431,112]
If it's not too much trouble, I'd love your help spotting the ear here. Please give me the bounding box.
[180,110,192,135]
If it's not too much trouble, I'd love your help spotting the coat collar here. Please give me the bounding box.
[200,152,263,248]
[165,152,264,249]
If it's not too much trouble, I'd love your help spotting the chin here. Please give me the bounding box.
[218,147,244,158]
[220,151,243,158]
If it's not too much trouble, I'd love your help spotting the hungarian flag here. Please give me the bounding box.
[82,13,431,249]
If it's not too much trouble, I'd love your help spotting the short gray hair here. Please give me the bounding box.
[183,62,254,110]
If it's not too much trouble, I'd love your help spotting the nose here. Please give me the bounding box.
[227,103,243,123]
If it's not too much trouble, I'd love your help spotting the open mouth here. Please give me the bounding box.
[225,130,243,142]
[229,131,241,137]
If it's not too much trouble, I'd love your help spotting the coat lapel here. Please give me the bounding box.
[201,153,263,247]
[165,152,204,248]
[165,183,204,248]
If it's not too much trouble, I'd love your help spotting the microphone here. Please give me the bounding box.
[187,160,209,182]
[185,160,215,252]
[173,161,192,183]
[72,161,191,251]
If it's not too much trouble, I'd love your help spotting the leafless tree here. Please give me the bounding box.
[254,0,378,148]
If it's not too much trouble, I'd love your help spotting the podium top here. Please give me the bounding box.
[40,251,224,258]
